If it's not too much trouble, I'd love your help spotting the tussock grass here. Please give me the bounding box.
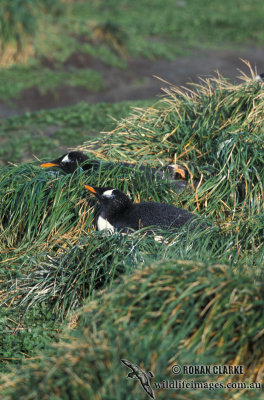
[82,66,264,162]
[1,259,263,399]
[0,165,93,250]
[0,160,192,251]
[1,67,264,397]
[4,219,264,321]
[81,66,264,231]
[1,161,214,318]
[4,232,144,317]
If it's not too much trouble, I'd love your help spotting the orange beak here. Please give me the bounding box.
[40,162,59,168]
[174,166,186,180]
[84,185,97,194]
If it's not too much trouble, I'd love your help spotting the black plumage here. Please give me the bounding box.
[84,185,201,232]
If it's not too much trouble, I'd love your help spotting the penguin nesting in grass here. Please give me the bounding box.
[40,150,187,182]
[84,185,202,233]
[40,151,100,174]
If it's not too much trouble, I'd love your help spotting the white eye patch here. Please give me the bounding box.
[61,154,70,163]
[102,189,114,198]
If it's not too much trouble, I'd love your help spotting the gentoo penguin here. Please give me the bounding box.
[40,151,100,174]
[40,151,192,188]
[84,185,201,232]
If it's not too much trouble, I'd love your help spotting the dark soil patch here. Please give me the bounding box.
[1,46,264,118]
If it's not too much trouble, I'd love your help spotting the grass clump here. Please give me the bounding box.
[0,161,214,319]
[82,67,264,166]
[0,160,180,250]
[81,67,264,233]
[0,160,210,370]
[3,232,144,318]
[1,68,264,394]
[0,164,93,249]
[1,259,263,399]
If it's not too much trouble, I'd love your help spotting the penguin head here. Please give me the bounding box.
[84,185,132,216]
[40,151,88,173]
[165,164,186,180]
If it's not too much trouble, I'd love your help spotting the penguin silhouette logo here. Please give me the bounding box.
[120,359,155,399]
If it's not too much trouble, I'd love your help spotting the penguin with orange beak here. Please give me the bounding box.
[40,151,100,174]
[84,185,203,233]
[40,151,194,190]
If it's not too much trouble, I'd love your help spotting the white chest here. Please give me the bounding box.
[97,214,115,233]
